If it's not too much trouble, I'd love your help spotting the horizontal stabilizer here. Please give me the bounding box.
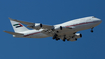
[8,17,34,25]
[4,31,23,35]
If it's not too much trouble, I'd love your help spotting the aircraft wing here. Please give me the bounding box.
[9,18,54,30]
[27,24,54,30]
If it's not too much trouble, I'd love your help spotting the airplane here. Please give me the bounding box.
[4,16,102,41]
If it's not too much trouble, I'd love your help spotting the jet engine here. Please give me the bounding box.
[66,33,82,41]
[54,26,63,30]
[74,33,82,38]
[27,23,42,30]
[34,23,42,28]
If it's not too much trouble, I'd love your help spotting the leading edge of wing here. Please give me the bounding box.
[8,17,54,30]
[8,17,34,25]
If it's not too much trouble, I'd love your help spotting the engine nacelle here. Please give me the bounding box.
[27,23,42,30]
[35,23,42,27]
[54,26,63,30]
[74,33,82,38]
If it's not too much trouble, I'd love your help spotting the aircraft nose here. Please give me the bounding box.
[92,16,102,22]
[100,20,102,23]
[96,18,102,25]
[97,18,102,23]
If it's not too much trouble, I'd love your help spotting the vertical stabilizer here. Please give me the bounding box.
[9,18,29,33]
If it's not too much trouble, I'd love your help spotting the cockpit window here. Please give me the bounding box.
[92,16,96,18]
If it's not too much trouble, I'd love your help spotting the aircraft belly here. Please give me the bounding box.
[57,29,75,36]
[30,33,49,38]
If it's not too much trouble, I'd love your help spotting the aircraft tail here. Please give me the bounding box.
[9,18,29,33]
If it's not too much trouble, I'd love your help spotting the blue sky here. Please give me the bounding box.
[1,0,105,59]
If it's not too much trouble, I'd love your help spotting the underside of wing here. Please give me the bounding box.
[52,33,82,41]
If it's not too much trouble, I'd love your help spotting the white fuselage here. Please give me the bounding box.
[14,16,102,38]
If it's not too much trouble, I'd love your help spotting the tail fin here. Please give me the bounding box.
[9,18,29,33]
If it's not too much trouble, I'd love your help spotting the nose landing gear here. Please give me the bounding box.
[91,27,94,33]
